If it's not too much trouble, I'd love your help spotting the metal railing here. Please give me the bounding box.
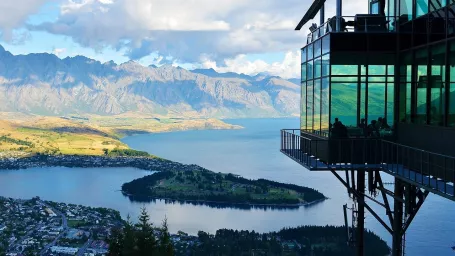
[281,129,455,198]
[306,15,398,44]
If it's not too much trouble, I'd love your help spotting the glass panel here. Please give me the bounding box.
[387,82,395,128]
[331,76,358,82]
[301,48,307,64]
[321,78,330,135]
[450,83,455,126]
[331,82,358,129]
[360,82,366,124]
[449,41,455,126]
[307,61,314,80]
[314,39,321,58]
[322,54,330,76]
[399,52,413,122]
[368,82,386,123]
[416,0,428,17]
[387,65,395,75]
[314,57,322,78]
[371,2,379,14]
[301,64,307,81]
[415,48,428,124]
[322,35,330,54]
[430,43,446,126]
[314,79,321,133]
[369,65,386,75]
[400,0,413,20]
[307,81,314,130]
[388,0,396,31]
[331,65,358,75]
[368,76,387,82]
[429,0,446,12]
[301,82,307,130]
[308,43,314,60]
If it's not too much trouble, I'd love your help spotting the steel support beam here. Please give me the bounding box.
[356,170,365,256]
[392,178,404,256]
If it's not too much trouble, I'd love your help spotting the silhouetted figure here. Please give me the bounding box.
[368,120,379,137]
[359,118,367,136]
[379,0,386,16]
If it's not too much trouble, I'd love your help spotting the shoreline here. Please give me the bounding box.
[121,191,327,208]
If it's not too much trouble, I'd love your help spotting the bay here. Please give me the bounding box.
[0,118,453,255]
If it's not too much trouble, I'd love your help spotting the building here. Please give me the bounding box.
[50,246,79,255]
[281,0,455,256]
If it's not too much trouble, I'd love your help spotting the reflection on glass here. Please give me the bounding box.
[307,62,314,80]
[368,83,386,122]
[315,57,322,78]
[400,0,413,20]
[387,83,395,127]
[450,83,455,126]
[314,79,321,133]
[307,81,314,130]
[301,82,307,130]
[308,43,314,60]
[331,65,358,75]
[369,65,386,75]
[301,64,307,82]
[416,65,428,124]
[314,39,321,58]
[321,78,330,134]
[361,83,366,122]
[322,36,330,54]
[331,82,357,127]
[430,44,445,125]
[416,0,428,17]
[322,54,330,77]
[301,48,307,64]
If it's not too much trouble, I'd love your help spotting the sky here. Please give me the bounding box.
[0,0,366,79]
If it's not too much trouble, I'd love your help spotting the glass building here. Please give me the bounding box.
[282,1,455,255]
[299,0,455,156]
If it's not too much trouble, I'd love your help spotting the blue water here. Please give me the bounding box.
[0,118,453,255]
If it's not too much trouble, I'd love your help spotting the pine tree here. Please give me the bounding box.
[107,227,124,256]
[136,207,157,255]
[158,216,174,256]
[122,215,137,256]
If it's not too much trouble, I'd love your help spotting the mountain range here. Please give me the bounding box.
[0,45,299,118]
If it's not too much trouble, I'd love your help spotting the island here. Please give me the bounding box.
[121,170,326,207]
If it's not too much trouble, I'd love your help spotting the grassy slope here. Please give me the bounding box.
[0,112,242,157]
[0,118,128,157]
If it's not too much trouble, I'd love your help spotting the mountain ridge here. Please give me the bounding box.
[0,45,299,118]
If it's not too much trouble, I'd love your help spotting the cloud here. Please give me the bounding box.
[0,0,51,41]
[52,47,66,56]
[202,50,301,79]
[29,0,316,63]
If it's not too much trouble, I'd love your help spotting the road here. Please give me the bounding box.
[38,201,68,256]
[77,238,92,256]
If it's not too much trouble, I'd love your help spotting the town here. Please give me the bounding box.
[0,155,206,174]
[0,197,121,255]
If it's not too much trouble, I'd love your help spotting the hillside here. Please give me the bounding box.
[0,45,299,118]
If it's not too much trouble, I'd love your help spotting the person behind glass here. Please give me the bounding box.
[368,120,379,137]
[379,0,386,16]
[359,118,367,136]
[332,117,348,138]
[375,117,383,130]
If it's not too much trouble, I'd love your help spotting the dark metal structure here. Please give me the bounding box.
[282,0,455,255]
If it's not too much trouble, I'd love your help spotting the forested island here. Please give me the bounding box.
[121,170,326,207]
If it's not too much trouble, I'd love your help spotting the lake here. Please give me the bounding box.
[0,118,454,255]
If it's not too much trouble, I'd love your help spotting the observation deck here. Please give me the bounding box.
[281,129,455,201]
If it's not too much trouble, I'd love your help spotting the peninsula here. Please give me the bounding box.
[121,170,326,206]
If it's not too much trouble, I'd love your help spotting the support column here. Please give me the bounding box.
[392,178,404,256]
[356,170,365,256]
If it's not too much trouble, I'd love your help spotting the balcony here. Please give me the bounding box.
[280,129,455,200]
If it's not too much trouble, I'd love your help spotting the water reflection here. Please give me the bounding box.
[123,194,325,211]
